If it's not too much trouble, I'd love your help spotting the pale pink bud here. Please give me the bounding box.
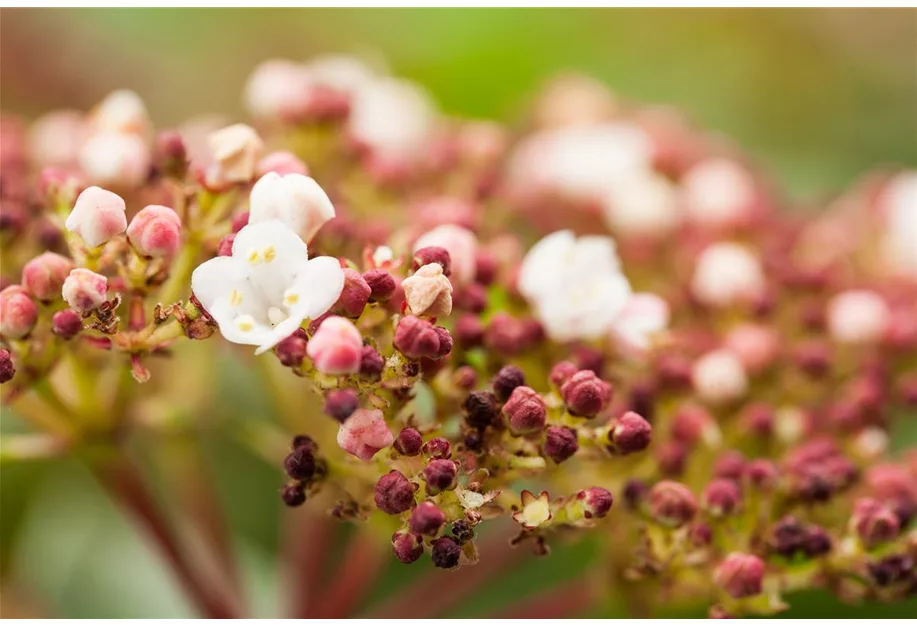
[243,60,313,122]
[826,290,890,345]
[21,252,75,301]
[207,123,263,183]
[66,186,127,248]
[692,349,748,405]
[691,242,765,308]
[0,286,38,339]
[724,323,779,374]
[28,110,87,167]
[257,150,309,177]
[401,263,453,318]
[714,552,765,598]
[336,408,394,461]
[126,205,182,257]
[62,268,108,313]
[89,90,150,137]
[682,158,756,229]
[306,315,363,374]
[413,224,478,285]
[79,132,151,187]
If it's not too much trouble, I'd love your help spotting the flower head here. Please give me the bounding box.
[190,219,344,354]
[248,172,335,243]
[66,186,127,248]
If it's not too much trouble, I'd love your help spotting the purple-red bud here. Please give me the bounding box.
[422,437,452,460]
[0,349,14,384]
[561,370,613,417]
[392,530,424,564]
[359,345,384,380]
[454,314,484,348]
[52,309,83,340]
[216,233,236,257]
[281,483,306,507]
[333,268,371,318]
[549,361,579,388]
[409,501,446,536]
[393,427,423,456]
[492,365,525,402]
[374,470,417,514]
[714,553,765,598]
[412,246,451,277]
[852,498,900,548]
[462,390,498,430]
[649,480,697,527]
[502,386,547,436]
[283,447,316,481]
[275,332,307,367]
[423,459,458,495]
[430,536,462,569]
[608,411,652,455]
[363,269,396,303]
[577,486,613,519]
[543,426,579,463]
[324,389,359,423]
[702,478,742,517]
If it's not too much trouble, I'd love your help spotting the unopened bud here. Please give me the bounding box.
[374,470,417,514]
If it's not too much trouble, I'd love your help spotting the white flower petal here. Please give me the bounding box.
[190,256,250,315]
[288,256,345,320]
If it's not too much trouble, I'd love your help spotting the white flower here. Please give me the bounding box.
[611,292,670,356]
[508,123,653,202]
[191,220,344,354]
[826,289,890,345]
[78,132,150,187]
[518,230,631,342]
[248,172,335,243]
[681,158,756,229]
[303,54,377,96]
[348,77,437,160]
[692,349,748,405]
[879,171,917,278]
[602,170,681,237]
[89,89,151,137]
[691,242,765,308]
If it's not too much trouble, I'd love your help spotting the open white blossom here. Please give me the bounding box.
[248,172,336,243]
[691,242,766,308]
[611,292,671,356]
[348,77,437,160]
[191,219,344,354]
[508,123,653,202]
[518,230,631,342]
[880,170,917,278]
[602,170,681,237]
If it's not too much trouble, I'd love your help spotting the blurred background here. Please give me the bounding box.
[1,8,916,618]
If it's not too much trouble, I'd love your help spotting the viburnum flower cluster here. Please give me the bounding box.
[1,55,915,619]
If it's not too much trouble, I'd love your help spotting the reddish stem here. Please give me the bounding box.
[285,496,335,618]
[363,526,524,618]
[92,453,239,619]
[491,575,595,619]
[305,529,387,618]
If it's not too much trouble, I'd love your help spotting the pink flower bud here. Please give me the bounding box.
[492,365,525,402]
[409,501,446,536]
[393,315,445,360]
[401,263,453,318]
[724,323,779,374]
[826,290,891,345]
[649,480,697,527]
[549,361,579,388]
[412,246,452,277]
[62,269,108,313]
[745,459,779,491]
[852,498,900,548]
[423,459,458,495]
[0,349,14,383]
[560,369,613,417]
[52,309,83,340]
[153,131,188,179]
[66,186,127,248]
[275,331,307,367]
[413,225,478,285]
[608,411,653,455]
[359,345,384,380]
[577,486,614,519]
[692,349,748,404]
[257,150,309,177]
[391,530,424,564]
[543,425,579,463]
[216,233,236,257]
[362,269,396,303]
[333,269,371,318]
[702,478,742,517]
[374,470,417,514]
[0,286,38,339]
[671,403,721,447]
[394,427,423,457]
[502,385,547,436]
[336,408,394,461]
[79,132,151,187]
[453,314,484,348]
[714,553,765,599]
[324,389,359,422]
[207,124,263,183]
[126,205,182,258]
[307,316,363,374]
[21,252,75,301]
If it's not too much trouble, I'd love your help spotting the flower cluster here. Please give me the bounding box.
[1,56,915,618]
